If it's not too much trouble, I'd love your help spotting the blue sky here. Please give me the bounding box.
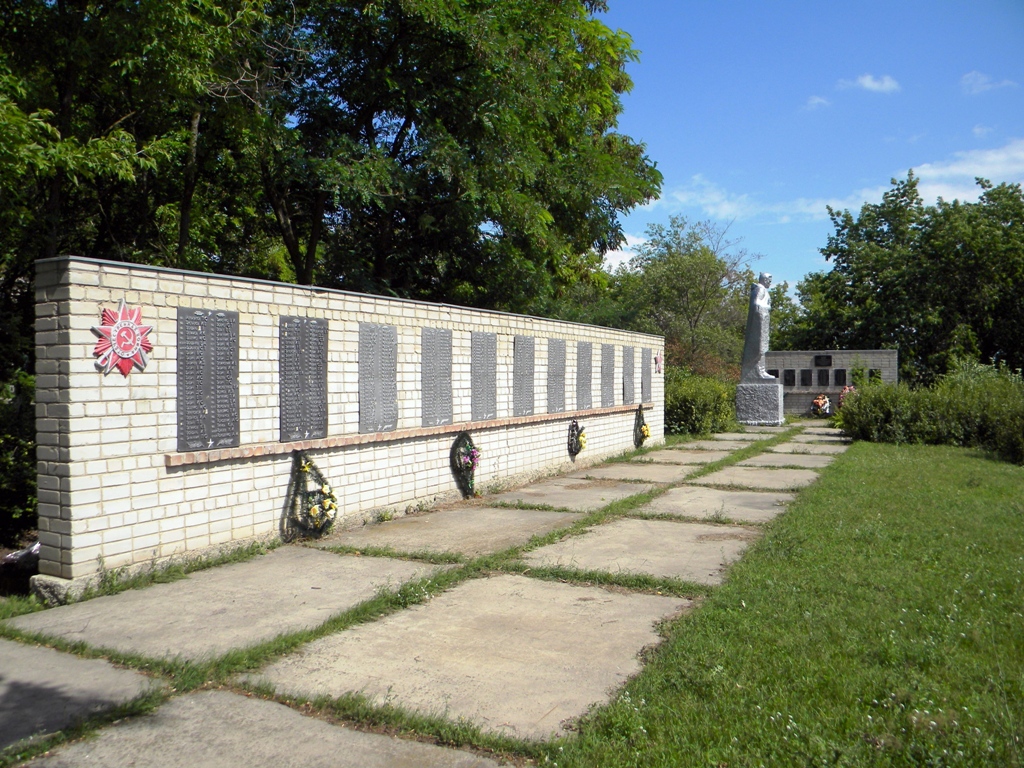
[599,1,1024,293]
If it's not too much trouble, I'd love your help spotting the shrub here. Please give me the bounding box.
[836,360,1024,464]
[0,369,36,545]
[664,367,735,435]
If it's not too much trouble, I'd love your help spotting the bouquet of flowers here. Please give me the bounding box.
[812,393,831,416]
[839,385,857,409]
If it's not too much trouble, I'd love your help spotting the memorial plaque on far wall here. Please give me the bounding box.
[471,331,497,421]
[279,317,328,442]
[641,348,652,403]
[547,338,565,414]
[358,323,398,433]
[421,327,453,427]
[513,335,535,417]
[576,341,592,410]
[601,343,615,408]
[622,346,634,405]
[177,308,239,451]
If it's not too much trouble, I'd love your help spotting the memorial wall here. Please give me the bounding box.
[34,257,664,592]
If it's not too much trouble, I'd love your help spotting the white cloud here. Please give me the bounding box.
[838,74,901,93]
[912,138,1024,201]
[973,124,993,138]
[653,138,1024,224]
[961,70,1017,95]
[804,95,830,110]
[603,233,647,271]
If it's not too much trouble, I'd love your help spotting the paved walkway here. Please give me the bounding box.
[1,421,850,765]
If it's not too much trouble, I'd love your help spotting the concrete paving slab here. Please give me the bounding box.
[5,548,440,661]
[689,466,819,491]
[743,425,789,433]
[523,518,758,584]
[790,433,851,444]
[711,432,768,441]
[250,575,689,740]
[567,462,694,484]
[738,453,834,469]
[636,486,794,524]
[489,477,655,512]
[770,441,849,455]
[681,440,752,451]
[635,449,731,465]
[29,690,499,768]
[0,639,161,749]
[801,426,844,435]
[317,506,583,558]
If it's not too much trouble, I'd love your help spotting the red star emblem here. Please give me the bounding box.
[92,299,154,377]
[654,352,663,373]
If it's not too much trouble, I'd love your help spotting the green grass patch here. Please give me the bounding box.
[542,442,1024,766]
[0,593,44,621]
[502,562,711,599]
[314,543,466,565]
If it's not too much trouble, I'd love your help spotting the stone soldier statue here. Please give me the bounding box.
[736,272,783,424]
[740,272,775,382]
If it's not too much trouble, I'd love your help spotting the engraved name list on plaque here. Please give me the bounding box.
[177,308,240,451]
[279,317,329,442]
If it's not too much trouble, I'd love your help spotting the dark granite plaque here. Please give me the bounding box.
[421,327,453,427]
[576,341,592,410]
[767,369,780,380]
[814,354,833,367]
[869,368,882,382]
[834,369,847,387]
[622,346,635,405]
[279,317,328,442]
[358,323,398,433]
[177,308,239,451]
[817,368,830,387]
[547,338,565,414]
[513,335,535,417]
[471,331,497,421]
[783,369,796,387]
[641,348,652,403]
[800,369,813,387]
[601,344,615,408]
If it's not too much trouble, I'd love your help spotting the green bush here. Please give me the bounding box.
[836,360,1024,464]
[664,367,736,435]
[0,369,36,545]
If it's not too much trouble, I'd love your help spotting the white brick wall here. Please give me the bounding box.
[36,257,665,581]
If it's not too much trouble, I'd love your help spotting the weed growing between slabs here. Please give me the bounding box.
[542,442,1024,767]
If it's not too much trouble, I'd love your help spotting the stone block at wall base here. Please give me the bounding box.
[736,381,784,426]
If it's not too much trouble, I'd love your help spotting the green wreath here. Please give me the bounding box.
[288,451,339,536]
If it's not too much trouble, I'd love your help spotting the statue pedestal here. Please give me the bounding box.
[736,380,784,426]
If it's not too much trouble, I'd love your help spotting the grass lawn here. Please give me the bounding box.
[547,442,1024,767]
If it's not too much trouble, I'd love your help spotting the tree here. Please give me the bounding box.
[780,174,1024,383]
[254,0,661,304]
[622,216,758,375]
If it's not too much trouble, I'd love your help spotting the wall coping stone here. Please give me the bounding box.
[39,256,662,342]
[166,403,652,467]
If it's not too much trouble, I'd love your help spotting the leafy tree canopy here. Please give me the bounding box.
[778,173,1024,383]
